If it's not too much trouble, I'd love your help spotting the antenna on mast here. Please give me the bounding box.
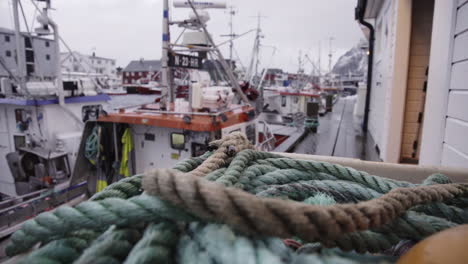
[246,13,266,85]
[220,6,237,64]
[328,37,334,74]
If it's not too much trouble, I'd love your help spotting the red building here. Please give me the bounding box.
[122,59,161,86]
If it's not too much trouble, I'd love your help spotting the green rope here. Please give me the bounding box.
[240,169,338,193]
[256,180,381,201]
[74,226,141,264]
[255,157,413,193]
[215,150,282,187]
[5,194,195,256]
[17,230,98,264]
[178,223,290,264]
[172,151,213,172]
[6,147,468,263]
[124,222,179,264]
[204,168,228,181]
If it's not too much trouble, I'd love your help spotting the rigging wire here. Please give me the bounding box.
[232,45,246,74]
[18,0,30,33]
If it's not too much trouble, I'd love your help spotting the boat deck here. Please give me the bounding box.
[292,97,381,161]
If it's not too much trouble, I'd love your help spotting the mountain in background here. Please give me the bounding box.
[332,39,368,76]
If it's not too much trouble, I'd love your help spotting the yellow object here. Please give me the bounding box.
[119,128,134,177]
[398,225,468,264]
[171,153,180,160]
[96,179,108,192]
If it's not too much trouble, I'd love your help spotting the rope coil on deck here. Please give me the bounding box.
[5,132,468,263]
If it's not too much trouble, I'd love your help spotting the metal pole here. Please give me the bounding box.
[229,6,234,63]
[161,0,173,106]
[187,0,250,105]
[328,37,334,74]
[12,0,26,91]
[51,22,64,105]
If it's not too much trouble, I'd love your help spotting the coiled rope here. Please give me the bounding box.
[6,132,468,263]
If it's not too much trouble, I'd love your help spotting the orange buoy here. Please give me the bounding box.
[398,225,468,264]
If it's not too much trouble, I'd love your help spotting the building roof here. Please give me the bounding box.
[0,27,14,34]
[123,60,161,72]
[60,51,115,62]
[0,27,53,41]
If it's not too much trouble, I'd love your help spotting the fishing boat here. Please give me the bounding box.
[70,0,292,188]
[0,0,107,237]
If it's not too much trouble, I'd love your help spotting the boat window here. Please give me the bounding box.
[46,54,50,61]
[45,41,50,47]
[5,35,10,42]
[14,135,26,150]
[171,133,186,150]
[5,50,11,57]
[246,124,256,145]
[281,96,286,107]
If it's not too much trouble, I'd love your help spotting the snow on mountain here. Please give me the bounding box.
[332,39,368,76]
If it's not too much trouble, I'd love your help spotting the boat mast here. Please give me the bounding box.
[221,5,236,63]
[328,37,334,76]
[161,0,172,108]
[186,0,250,105]
[12,0,26,91]
[246,13,264,85]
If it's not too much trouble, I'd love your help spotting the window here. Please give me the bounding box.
[45,41,50,47]
[5,35,10,42]
[97,60,101,64]
[171,133,186,150]
[46,54,50,61]
[281,96,287,107]
[246,124,256,145]
[5,50,12,57]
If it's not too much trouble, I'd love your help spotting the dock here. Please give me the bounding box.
[292,97,381,162]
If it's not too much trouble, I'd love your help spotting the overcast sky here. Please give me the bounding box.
[1,0,364,73]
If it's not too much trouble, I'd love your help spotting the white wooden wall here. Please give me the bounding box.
[441,0,468,168]
[368,0,395,158]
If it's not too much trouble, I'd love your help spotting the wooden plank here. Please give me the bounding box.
[404,111,420,123]
[401,143,414,157]
[405,101,423,112]
[455,2,468,35]
[447,91,468,121]
[441,144,468,169]
[407,78,426,90]
[409,55,430,67]
[453,31,468,62]
[404,123,419,134]
[408,67,427,78]
[451,60,468,90]
[444,117,468,155]
[410,44,431,56]
[406,90,424,101]
[402,132,417,145]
